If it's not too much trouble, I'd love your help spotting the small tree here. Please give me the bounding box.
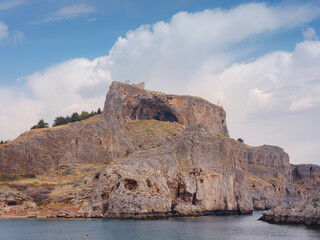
[53,116,67,126]
[70,112,81,122]
[90,111,96,117]
[97,108,102,114]
[37,119,49,128]
[80,111,90,120]
[31,119,49,130]
[65,115,71,123]
[237,138,244,143]
[0,140,3,144]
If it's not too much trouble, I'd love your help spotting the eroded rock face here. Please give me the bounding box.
[0,81,311,219]
[291,164,320,188]
[260,190,320,226]
[103,82,229,137]
[0,81,228,174]
[246,145,302,210]
[0,116,130,174]
[81,125,253,218]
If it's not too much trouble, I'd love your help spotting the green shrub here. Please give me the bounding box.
[125,149,131,157]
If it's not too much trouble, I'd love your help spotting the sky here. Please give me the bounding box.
[1,0,320,165]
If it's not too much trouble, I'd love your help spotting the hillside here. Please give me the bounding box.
[0,81,318,222]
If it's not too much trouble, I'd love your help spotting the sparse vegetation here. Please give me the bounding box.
[0,173,19,181]
[80,111,90,120]
[31,119,49,130]
[52,108,102,127]
[0,173,36,182]
[237,138,244,143]
[125,149,131,157]
[26,187,52,202]
[125,119,184,142]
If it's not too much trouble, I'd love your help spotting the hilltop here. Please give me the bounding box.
[0,81,319,223]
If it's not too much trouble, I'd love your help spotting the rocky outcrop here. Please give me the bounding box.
[246,146,303,210]
[248,145,291,181]
[291,164,320,188]
[0,81,228,175]
[0,81,314,219]
[0,116,130,174]
[76,124,252,219]
[259,190,320,226]
[103,82,229,137]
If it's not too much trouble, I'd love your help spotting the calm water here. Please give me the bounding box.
[0,212,319,240]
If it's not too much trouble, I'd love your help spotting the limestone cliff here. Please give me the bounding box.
[0,81,315,219]
[260,190,320,226]
[246,146,303,210]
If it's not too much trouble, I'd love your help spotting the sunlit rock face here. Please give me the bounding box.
[103,81,229,137]
[1,81,307,219]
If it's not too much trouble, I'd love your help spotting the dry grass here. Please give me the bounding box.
[81,114,103,125]
[125,119,184,141]
[2,163,106,200]
[2,115,104,147]
[248,174,270,186]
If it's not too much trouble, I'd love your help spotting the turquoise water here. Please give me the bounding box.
[0,212,319,240]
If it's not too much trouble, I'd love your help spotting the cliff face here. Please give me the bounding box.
[260,190,320,226]
[0,116,129,174]
[291,164,320,188]
[0,82,228,175]
[103,82,229,137]
[246,146,303,210]
[0,81,311,219]
[83,124,252,218]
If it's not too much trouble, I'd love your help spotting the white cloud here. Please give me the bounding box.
[0,22,9,40]
[0,0,25,10]
[30,3,96,24]
[303,26,318,40]
[2,2,320,165]
[0,87,43,140]
[86,18,97,23]
[198,40,320,165]
[107,2,320,93]
[0,22,24,45]
[249,88,272,103]
[25,57,109,120]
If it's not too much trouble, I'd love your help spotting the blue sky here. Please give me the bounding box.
[0,0,313,85]
[1,0,320,165]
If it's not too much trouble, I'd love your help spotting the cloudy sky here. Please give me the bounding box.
[1,0,320,165]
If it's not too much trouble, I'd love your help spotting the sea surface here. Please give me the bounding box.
[0,212,319,240]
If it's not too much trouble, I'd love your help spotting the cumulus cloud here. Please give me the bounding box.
[107,2,320,93]
[303,26,318,40]
[29,3,96,24]
[2,2,320,164]
[198,40,320,164]
[0,0,26,10]
[0,87,43,140]
[25,57,109,120]
[0,22,24,45]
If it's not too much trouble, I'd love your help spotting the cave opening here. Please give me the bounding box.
[130,99,178,122]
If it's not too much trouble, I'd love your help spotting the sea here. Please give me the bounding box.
[0,212,319,240]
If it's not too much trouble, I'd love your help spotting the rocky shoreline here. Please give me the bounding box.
[0,203,252,219]
[259,190,320,226]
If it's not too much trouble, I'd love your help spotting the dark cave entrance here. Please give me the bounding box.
[130,99,178,122]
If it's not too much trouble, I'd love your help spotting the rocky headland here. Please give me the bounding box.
[260,190,320,226]
[0,81,318,224]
